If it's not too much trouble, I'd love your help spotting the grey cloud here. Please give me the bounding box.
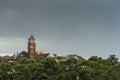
[0,0,120,58]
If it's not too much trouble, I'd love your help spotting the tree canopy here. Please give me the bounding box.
[0,54,120,80]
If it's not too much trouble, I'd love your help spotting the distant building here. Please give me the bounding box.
[36,49,45,55]
[41,53,57,58]
[2,55,15,60]
[27,35,63,59]
[56,56,67,62]
[28,35,36,58]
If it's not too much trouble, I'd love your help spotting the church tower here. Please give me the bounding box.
[28,35,36,58]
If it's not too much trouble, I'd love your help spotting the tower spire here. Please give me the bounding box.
[28,34,35,40]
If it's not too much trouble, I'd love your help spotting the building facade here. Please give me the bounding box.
[28,35,36,58]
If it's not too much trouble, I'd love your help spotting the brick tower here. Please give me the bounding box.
[28,35,36,58]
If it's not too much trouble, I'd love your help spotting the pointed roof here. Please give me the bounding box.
[28,35,35,40]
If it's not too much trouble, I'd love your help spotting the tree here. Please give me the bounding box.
[107,55,118,65]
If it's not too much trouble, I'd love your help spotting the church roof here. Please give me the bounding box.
[28,35,35,40]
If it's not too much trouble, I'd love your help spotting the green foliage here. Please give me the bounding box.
[107,55,119,65]
[0,54,120,80]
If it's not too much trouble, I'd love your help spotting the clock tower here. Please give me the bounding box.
[28,35,36,58]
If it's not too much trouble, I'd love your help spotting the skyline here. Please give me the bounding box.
[0,0,120,59]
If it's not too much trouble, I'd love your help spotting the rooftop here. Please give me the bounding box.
[28,35,35,40]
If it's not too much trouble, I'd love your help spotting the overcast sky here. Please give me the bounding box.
[0,0,120,58]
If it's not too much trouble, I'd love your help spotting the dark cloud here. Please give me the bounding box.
[0,0,120,58]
